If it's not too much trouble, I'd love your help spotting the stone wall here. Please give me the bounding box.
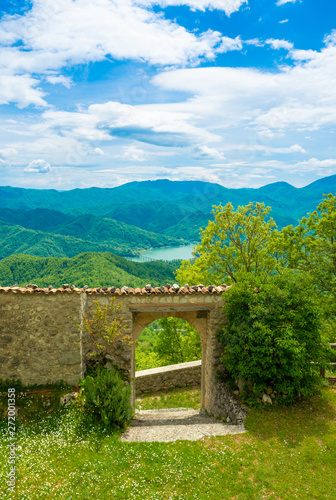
[135,360,201,394]
[0,284,246,425]
[0,291,82,386]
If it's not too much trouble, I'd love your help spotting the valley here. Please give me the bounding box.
[1,175,336,288]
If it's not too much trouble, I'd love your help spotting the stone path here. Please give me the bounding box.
[120,408,246,442]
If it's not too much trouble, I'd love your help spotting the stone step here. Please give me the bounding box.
[120,409,245,442]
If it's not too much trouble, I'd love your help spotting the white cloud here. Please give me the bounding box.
[324,29,336,46]
[1,3,334,188]
[119,145,147,162]
[45,75,73,88]
[276,0,299,5]
[193,145,225,160]
[225,143,306,154]
[87,147,105,156]
[266,38,293,50]
[24,159,52,173]
[0,1,237,71]
[37,100,218,149]
[0,0,245,107]
[245,38,264,46]
[216,157,336,176]
[294,157,336,170]
[290,49,318,61]
[9,27,334,173]
[158,165,224,184]
[217,36,243,52]
[0,74,47,108]
[137,0,247,15]
[279,19,289,23]
[287,144,306,153]
[152,30,336,133]
[0,147,18,159]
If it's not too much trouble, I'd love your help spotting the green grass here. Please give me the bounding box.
[1,387,336,499]
[135,386,201,411]
[0,385,73,423]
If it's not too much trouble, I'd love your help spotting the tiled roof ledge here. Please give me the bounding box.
[0,284,229,295]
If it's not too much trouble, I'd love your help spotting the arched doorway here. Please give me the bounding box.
[134,316,202,407]
[130,306,210,410]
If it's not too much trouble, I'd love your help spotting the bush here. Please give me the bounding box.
[217,271,331,404]
[79,367,133,431]
[79,297,131,368]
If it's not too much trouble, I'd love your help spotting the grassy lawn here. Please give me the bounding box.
[1,386,336,499]
[135,386,202,411]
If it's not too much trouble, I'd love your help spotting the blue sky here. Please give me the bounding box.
[0,0,335,190]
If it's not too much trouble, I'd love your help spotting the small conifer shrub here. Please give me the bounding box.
[79,366,132,431]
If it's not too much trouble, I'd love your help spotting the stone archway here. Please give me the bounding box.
[0,283,246,425]
[130,306,210,409]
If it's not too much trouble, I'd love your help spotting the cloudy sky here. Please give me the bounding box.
[0,0,335,190]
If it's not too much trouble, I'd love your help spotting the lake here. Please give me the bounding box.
[127,244,195,262]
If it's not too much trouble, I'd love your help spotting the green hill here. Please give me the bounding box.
[0,252,180,288]
[0,211,183,259]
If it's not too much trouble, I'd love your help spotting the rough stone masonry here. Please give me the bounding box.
[0,283,246,424]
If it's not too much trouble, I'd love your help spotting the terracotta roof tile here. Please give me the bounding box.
[0,284,228,295]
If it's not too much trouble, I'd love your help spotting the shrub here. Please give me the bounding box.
[81,297,131,363]
[79,366,132,431]
[217,271,331,404]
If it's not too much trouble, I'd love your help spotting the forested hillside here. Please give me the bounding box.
[1,176,335,244]
[0,252,180,288]
[0,210,182,258]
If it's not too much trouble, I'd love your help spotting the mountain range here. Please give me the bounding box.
[0,175,335,258]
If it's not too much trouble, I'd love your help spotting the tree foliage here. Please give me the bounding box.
[0,252,179,288]
[135,318,202,369]
[176,202,279,285]
[279,194,336,296]
[279,194,336,340]
[217,272,330,403]
[155,317,202,366]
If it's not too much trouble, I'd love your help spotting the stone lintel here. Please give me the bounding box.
[129,305,214,312]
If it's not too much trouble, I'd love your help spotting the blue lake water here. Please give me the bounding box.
[127,244,195,262]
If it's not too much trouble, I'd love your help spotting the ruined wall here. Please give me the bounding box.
[135,360,202,394]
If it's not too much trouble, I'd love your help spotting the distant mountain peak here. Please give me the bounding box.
[302,174,336,191]
[258,180,295,191]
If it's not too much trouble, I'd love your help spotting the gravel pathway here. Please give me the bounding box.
[120,408,246,442]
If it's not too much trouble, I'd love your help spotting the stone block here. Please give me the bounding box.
[0,335,13,344]
[59,350,81,366]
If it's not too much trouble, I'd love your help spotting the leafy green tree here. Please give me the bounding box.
[176,202,280,285]
[135,350,161,371]
[217,271,330,403]
[280,194,336,296]
[135,322,161,370]
[279,194,336,340]
[155,317,202,366]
